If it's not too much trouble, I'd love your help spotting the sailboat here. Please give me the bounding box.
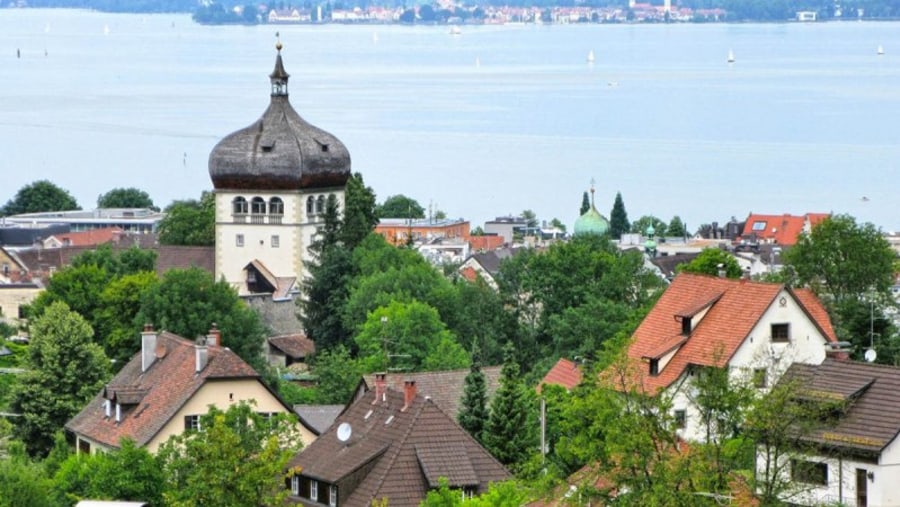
[103,24,110,35]
[727,49,735,63]
[877,45,884,55]
[587,49,595,63]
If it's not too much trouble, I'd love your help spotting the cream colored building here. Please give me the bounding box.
[66,327,317,454]
[207,41,351,298]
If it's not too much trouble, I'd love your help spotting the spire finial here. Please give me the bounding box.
[275,32,283,52]
[589,178,596,207]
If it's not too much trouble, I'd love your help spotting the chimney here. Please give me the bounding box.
[207,323,221,347]
[373,372,387,405]
[402,380,417,412]
[196,340,209,373]
[141,323,158,373]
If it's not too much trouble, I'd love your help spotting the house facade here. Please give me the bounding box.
[620,273,837,443]
[208,40,350,297]
[66,326,316,454]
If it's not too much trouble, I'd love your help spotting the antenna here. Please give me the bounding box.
[336,422,352,442]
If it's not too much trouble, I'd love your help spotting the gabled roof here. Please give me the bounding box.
[623,273,837,393]
[782,359,900,456]
[65,331,289,448]
[539,358,583,392]
[268,334,315,359]
[740,212,830,246]
[293,404,345,434]
[361,366,502,418]
[287,387,510,507]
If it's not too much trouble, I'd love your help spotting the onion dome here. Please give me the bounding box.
[208,37,351,191]
[573,183,610,237]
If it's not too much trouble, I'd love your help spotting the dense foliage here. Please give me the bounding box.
[608,191,630,240]
[157,191,215,246]
[376,194,425,219]
[0,180,79,216]
[96,187,156,209]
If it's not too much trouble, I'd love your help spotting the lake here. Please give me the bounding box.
[1,9,899,232]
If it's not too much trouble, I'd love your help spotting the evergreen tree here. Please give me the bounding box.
[580,191,590,216]
[609,192,630,239]
[483,344,534,468]
[458,357,489,443]
[300,195,353,351]
[667,215,688,238]
[341,172,378,250]
[11,302,110,456]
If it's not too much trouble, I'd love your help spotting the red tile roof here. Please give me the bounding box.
[621,273,837,393]
[468,235,505,252]
[66,331,296,449]
[740,213,830,246]
[45,227,124,248]
[538,358,583,392]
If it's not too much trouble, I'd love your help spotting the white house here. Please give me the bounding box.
[619,272,837,443]
[763,359,900,507]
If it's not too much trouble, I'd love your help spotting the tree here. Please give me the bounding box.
[11,302,110,456]
[157,191,215,246]
[52,439,163,506]
[483,344,535,468]
[458,358,488,443]
[677,248,743,279]
[341,172,378,250]
[609,192,630,239]
[0,443,52,507]
[376,194,424,219]
[421,478,527,507]
[97,187,156,210]
[157,402,302,507]
[307,345,364,404]
[548,217,566,234]
[667,215,688,238]
[630,215,667,237]
[25,263,110,322]
[521,209,538,228]
[94,271,160,365]
[580,191,590,216]
[137,267,267,372]
[0,180,79,216]
[72,244,157,277]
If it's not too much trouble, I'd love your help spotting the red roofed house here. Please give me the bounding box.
[66,326,317,454]
[285,374,510,506]
[739,212,830,246]
[539,358,583,392]
[43,227,125,249]
[617,272,837,443]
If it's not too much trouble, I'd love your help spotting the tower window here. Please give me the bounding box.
[236,234,244,247]
[251,197,266,215]
[307,196,315,216]
[269,197,284,216]
[271,235,280,248]
[316,195,325,214]
[233,196,248,215]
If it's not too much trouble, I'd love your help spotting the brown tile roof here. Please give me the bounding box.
[622,273,837,393]
[65,331,283,449]
[782,359,900,456]
[286,387,510,507]
[361,366,502,418]
[268,334,315,359]
[538,358,583,392]
[154,246,215,276]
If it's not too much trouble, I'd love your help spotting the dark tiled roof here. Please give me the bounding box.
[647,252,699,279]
[287,388,510,507]
[155,246,215,276]
[781,359,900,455]
[622,273,837,393]
[293,404,345,434]
[65,332,264,448]
[269,334,315,359]
[362,366,502,418]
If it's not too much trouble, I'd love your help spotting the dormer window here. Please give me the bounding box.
[649,359,659,376]
[681,316,692,335]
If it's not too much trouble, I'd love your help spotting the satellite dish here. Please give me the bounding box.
[865,348,877,363]
[336,422,352,442]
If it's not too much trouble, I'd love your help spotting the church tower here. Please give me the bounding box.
[208,37,351,298]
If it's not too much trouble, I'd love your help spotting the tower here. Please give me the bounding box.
[573,180,610,237]
[207,36,351,298]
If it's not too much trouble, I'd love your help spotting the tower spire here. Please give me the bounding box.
[270,32,289,97]
[589,177,596,208]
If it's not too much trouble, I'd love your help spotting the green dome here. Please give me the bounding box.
[574,206,610,236]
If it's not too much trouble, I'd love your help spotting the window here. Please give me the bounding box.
[329,485,337,507]
[269,197,284,215]
[251,197,266,214]
[752,220,767,231]
[271,235,280,248]
[291,475,300,496]
[771,323,790,343]
[233,196,248,215]
[310,479,318,502]
[674,409,686,429]
[753,368,768,388]
[307,196,315,215]
[184,415,201,431]
[791,459,828,485]
[236,234,244,247]
[649,359,659,376]
[316,195,325,214]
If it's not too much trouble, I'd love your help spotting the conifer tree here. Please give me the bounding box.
[609,192,630,240]
[483,344,534,467]
[580,191,590,216]
[667,215,687,238]
[458,356,488,443]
